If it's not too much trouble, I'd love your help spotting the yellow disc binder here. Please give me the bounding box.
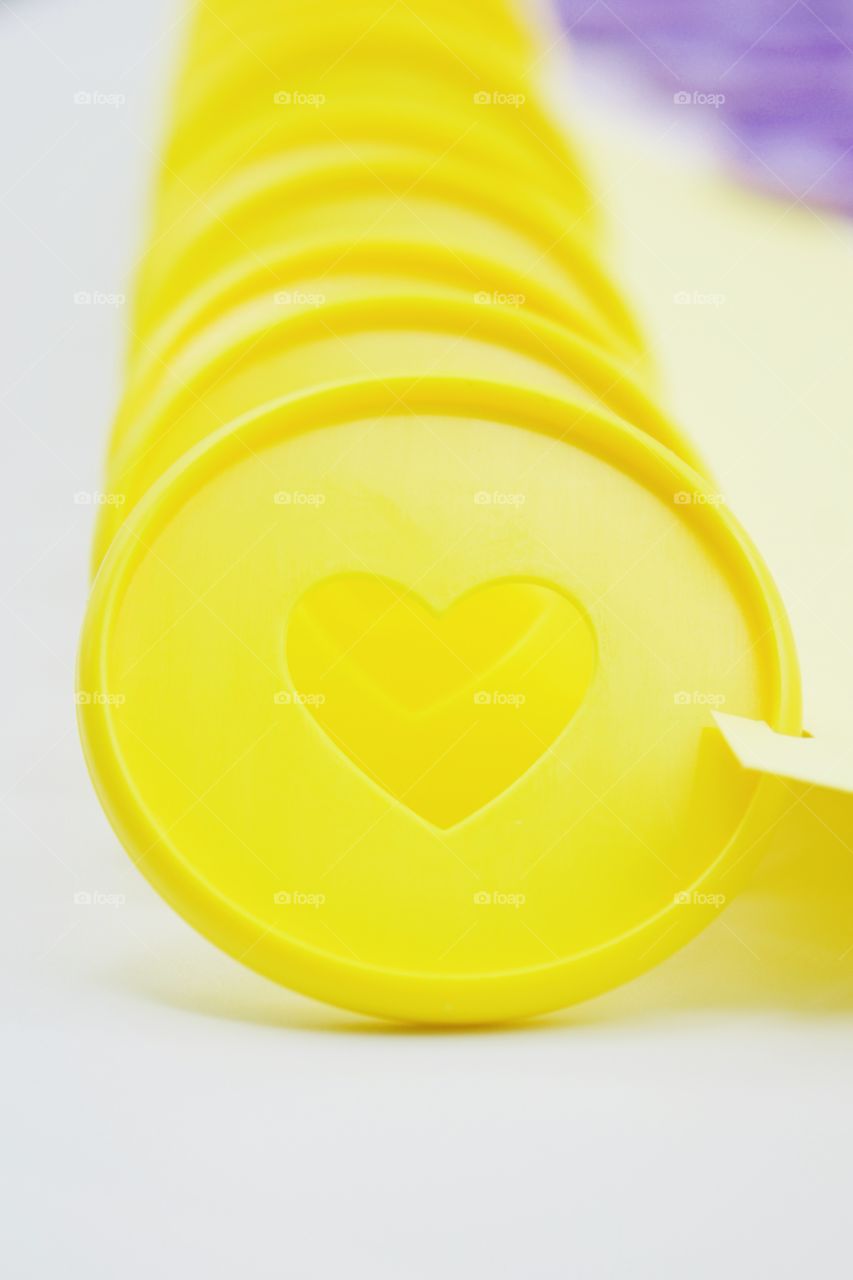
[78,0,807,1023]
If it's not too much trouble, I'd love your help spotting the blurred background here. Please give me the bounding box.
[560,0,853,212]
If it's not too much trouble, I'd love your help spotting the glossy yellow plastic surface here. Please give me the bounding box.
[78,0,802,1023]
[132,153,627,350]
[79,380,799,1022]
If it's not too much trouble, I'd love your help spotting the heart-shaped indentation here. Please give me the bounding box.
[286,574,596,828]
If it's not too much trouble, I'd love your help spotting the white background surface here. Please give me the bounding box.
[2,2,853,1275]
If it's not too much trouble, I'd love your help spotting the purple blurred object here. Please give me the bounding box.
[557,0,853,213]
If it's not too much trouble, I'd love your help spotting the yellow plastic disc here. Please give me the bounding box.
[99,292,699,567]
[166,20,570,182]
[132,151,634,349]
[77,379,800,1024]
[122,237,644,403]
[154,99,589,232]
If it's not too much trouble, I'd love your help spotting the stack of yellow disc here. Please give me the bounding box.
[79,0,801,1023]
[93,0,694,561]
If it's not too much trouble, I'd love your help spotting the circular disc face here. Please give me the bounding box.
[78,384,800,1023]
